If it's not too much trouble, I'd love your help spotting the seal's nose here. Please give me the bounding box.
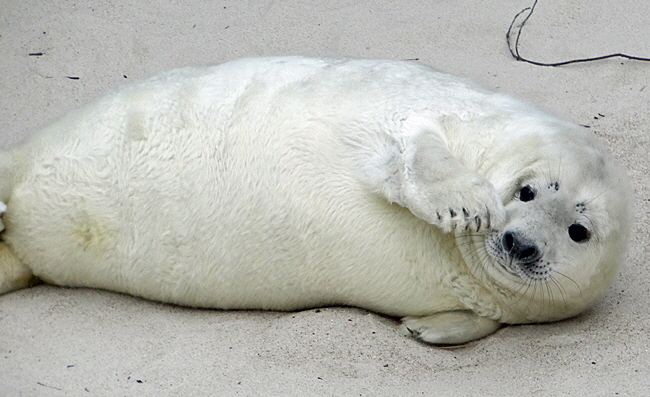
[502,231,542,264]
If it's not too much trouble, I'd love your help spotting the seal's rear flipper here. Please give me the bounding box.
[0,242,37,295]
[0,151,35,294]
[0,197,37,295]
[0,152,14,203]
[0,201,6,232]
[402,311,501,345]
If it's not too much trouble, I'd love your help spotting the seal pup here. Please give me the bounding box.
[0,57,632,344]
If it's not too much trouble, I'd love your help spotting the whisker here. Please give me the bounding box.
[551,269,582,296]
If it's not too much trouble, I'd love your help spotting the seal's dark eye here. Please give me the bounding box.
[568,224,590,243]
[519,185,535,202]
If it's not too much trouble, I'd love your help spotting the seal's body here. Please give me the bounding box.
[0,57,631,344]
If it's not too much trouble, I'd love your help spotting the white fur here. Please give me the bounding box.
[0,57,632,344]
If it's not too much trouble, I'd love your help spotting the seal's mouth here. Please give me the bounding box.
[485,231,550,282]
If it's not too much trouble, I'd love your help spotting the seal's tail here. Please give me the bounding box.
[0,150,36,295]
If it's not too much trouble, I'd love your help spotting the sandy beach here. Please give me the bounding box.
[1,1,648,395]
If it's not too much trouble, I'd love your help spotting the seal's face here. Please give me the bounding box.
[457,131,631,324]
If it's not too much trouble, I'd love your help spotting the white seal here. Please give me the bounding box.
[0,57,632,344]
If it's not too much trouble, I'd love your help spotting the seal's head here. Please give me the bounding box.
[458,122,632,324]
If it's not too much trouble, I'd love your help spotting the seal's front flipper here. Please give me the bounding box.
[398,132,505,233]
[402,311,501,345]
[351,125,505,234]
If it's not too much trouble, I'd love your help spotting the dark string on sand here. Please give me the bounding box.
[506,0,650,66]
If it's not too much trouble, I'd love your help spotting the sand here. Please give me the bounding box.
[1,0,648,395]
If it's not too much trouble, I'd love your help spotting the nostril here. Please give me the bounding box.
[519,247,540,263]
[502,231,515,252]
[501,230,542,263]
